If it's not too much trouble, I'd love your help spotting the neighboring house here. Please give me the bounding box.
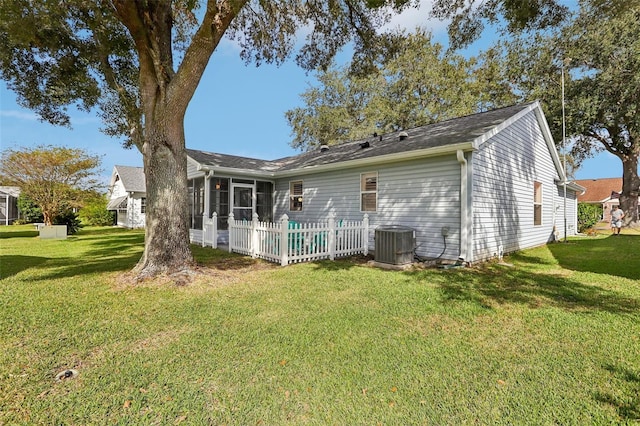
[185,101,584,263]
[107,165,146,228]
[0,186,21,225]
[575,177,639,222]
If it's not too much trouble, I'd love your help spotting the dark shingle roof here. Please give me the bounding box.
[186,150,281,172]
[189,102,535,174]
[114,165,146,192]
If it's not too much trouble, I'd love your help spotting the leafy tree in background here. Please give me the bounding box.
[500,2,640,227]
[16,195,43,224]
[0,145,101,226]
[286,29,517,151]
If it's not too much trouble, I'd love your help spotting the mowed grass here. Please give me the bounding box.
[1,225,639,425]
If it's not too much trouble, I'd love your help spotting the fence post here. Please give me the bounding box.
[202,219,210,247]
[363,213,369,255]
[328,212,336,260]
[228,212,234,253]
[251,212,259,258]
[280,214,289,266]
[211,212,218,249]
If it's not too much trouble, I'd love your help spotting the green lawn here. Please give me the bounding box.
[1,225,639,425]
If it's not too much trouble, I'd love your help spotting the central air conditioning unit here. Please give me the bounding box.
[375,226,415,265]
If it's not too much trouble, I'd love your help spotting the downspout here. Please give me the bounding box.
[456,150,470,262]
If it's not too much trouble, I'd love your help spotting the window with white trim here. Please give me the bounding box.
[289,180,303,211]
[360,172,377,212]
[534,181,542,226]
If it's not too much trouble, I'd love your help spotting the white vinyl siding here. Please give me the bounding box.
[274,156,461,260]
[472,109,565,261]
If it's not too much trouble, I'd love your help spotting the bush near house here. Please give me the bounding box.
[578,202,602,232]
[78,195,115,226]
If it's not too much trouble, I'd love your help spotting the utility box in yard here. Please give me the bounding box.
[375,226,415,265]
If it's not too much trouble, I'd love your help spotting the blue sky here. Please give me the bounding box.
[0,1,624,187]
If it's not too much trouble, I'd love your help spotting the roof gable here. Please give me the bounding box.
[110,165,146,193]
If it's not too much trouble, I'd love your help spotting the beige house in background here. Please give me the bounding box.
[575,177,639,221]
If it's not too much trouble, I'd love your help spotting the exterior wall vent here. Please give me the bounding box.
[375,226,415,265]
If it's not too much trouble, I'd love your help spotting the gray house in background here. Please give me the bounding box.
[107,165,147,228]
[185,101,584,263]
[0,186,21,225]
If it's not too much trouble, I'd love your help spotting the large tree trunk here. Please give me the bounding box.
[111,0,241,280]
[132,109,194,278]
[620,155,639,228]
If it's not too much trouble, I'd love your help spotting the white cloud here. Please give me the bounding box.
[0,110,39,121]
[383,0,449,35]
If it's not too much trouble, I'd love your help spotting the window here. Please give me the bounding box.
[534,181,542,226]
[289,180,303,211]
[360,172,377,212]
[140,197,146,214]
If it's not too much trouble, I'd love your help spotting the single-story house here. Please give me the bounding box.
[0,186,21,225]
[185,101,584,263]
[107,165,146,228]
[575,177,639,222]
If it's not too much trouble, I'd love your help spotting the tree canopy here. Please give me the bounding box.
[0,145,101,225]
[286,29,517,151]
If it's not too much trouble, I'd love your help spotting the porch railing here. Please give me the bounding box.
[228,212,369,266]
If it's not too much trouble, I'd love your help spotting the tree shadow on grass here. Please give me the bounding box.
[0,230,38,239]
[24,235,145,281]
[547,235,640,280]
[191,246,280,271]
[406,266,640,316]
[0,255,48,279]
[595,364,640,421]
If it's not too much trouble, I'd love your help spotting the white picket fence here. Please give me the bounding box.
[228,212,370,266]
[190,212,219,249]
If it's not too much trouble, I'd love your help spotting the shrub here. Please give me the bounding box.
[53,210,82,235]
[78,195,114,226]
[577,203,602,232]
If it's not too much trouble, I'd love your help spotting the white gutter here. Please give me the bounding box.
[456,150,470,262]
